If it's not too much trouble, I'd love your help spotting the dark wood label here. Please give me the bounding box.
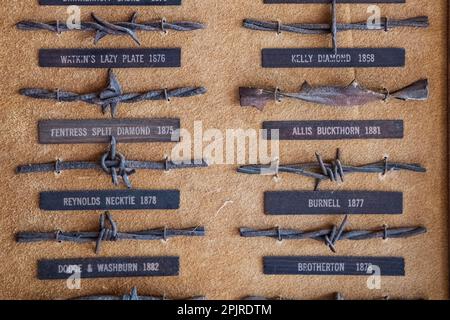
[263,120,404,140]
[40,190,180,211]
[265,191,403,215]
[39,119,180,144]
[38,257,179,280]
[264,256,405,276]
[39,48,181,68]
[262,48,405,68]
[264,0,404,3]
[39,0,181,5]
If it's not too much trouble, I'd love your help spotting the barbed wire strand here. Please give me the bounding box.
[71,287,206,301]
[238,149,425,190]
[20,69,207,118]
[17,212,206,254]
[243,16,429,35]
[240,215,427,253]
[16,137,208,188]
[17,13,205,45]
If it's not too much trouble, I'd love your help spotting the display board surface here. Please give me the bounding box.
[0,0,448,299]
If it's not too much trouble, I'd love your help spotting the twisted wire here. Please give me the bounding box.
[17,212,206,254]
[243,16,429,35]
[240,215,427,253]
[20,69,207,118]
[17,13,205,45]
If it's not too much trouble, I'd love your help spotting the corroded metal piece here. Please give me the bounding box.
[240,79,429,110]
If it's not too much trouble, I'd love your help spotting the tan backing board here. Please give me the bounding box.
[0,0,448,300]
